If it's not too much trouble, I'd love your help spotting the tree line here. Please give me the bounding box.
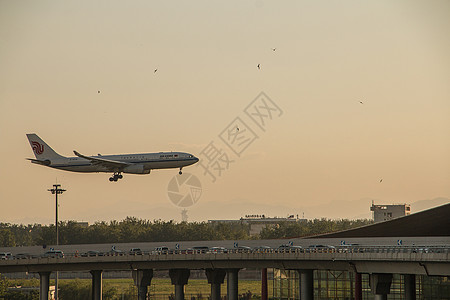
[0,217,373,247]
[259,218,373,239]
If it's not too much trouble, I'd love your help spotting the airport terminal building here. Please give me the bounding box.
[271,203,450,299]
[272,268,449,299]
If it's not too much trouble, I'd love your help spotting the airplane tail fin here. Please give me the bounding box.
[26,133,65,160]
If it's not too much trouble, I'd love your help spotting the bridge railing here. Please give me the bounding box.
[3,245,449,261]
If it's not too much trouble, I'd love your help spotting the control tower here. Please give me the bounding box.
[370,202,411,223]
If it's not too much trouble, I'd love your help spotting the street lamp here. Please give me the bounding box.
[48,184,66,245]
[48,184,66,300]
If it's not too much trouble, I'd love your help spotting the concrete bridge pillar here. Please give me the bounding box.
[404,274,416,300]
[205,269,226,300]
[226,268,240,300]
[133,269,153,300]
[354,272,362,300]
[39,271,51,300]
[90,270,103,300]
[169,268,190,300]
[370,273,392,300]
[261,268,268,300]
[297,269,314,300]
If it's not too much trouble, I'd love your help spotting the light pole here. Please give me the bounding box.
[48,184,66,300]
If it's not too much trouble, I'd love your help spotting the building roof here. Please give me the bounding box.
[310,203,450,238]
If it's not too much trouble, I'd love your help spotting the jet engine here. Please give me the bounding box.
[123,164,151,174]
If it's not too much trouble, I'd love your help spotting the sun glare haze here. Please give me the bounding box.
[0,0,449,224]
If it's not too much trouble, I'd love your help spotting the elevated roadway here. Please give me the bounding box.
[1,246,449,275]
[1,244,449,300]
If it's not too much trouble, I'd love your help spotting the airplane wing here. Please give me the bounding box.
[73,151,130,170]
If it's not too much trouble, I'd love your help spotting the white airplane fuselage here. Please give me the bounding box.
[53,152,197,174]
[26,133,199,181]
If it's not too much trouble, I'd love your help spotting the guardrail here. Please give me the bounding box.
[3,245,449,261]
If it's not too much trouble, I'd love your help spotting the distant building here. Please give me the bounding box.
[208,214,307,236]
[75,222,89,227]
[370,203,411,223]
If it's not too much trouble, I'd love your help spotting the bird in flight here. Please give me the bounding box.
[272,48,276,51]
[359,101,364,104]
[380,179,383,183]
[97,90,101,94]
[154,69,158,73]
[257,64,261,69]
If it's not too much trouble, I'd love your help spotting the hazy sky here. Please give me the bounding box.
[1,0,449,224]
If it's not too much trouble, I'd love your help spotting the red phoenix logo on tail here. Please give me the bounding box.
[31,141,44,155]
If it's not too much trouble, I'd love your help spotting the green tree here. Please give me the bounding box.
[259,218,373,239]
[1,217,373,246]
[3,290,39,300]
[103,285,120,300]
[0,228,16,247]
[118,217,149,243]
[58,279,90,300]
[59,221,88,245]
[0,274,8,298]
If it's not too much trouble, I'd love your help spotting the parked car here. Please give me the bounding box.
[82,250,102,257]
[129,248,143,255]
[0,252,13,260]
[14,253,33,259]
[252,246,272,253]
[108,248,123,255]
[42,250,64,258]
[236,246,252,253]
[306,245,335,252]
[154,246,170,254]
[412,247,429,253]
[192,246,209,253]
[278,245,302,252]
[337,244,362,253]
[210,247,228,253]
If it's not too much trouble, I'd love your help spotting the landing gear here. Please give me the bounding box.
[109,172,123,182]
[179,168,183,175]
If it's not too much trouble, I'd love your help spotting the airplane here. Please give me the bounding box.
[26,133,199,182]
